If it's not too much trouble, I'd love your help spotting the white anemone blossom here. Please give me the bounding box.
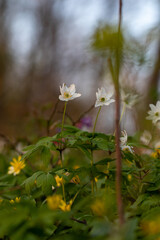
[146,101,160,124]
[120,130,128,145]
[120,130,133,153]
[140,130,152,145]
[59,83,81,101]
[95,87,115,108]
[121,89,139,109]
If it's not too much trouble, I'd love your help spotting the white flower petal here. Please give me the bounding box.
[95,101,103,107]
[104,99,115,106]
[156,101,160,109]
[59,83,81,101]
[95,87,115,107]
[73,93,81,98]
[69,84,76,95]
[59,95,69,101]
[149,104,156,111]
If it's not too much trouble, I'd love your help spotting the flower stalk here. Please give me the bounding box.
[93,106,102,136]
[59,103,68,202]
[119,103,126,124]
[61,102,67,135]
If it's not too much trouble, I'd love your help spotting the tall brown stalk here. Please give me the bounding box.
[115,0,124,225]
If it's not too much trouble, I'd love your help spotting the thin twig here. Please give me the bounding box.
[73,104,94,125]
[57,111,74,124]
[46,99,59,135]
[58,103,94,126]
[0,185,22,195]
[71,217,87,225]
[0,134,23,155]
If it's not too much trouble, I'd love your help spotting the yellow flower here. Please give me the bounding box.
[71,175,80,184]
[55,175,63,187]
[47,195,72,212]
[15,197,21,203]
[151,148,160,159]
[59,199,73,212]
[8,156,25,176]
[91,198,106,217]
[73,165,80,169]
[10,197,21,204]
[0,199,3,204]
[142,219,160,235]
[126,159,132,166]
[103,169,109,174]
[47,195,62,210]
[94,177,98,183]
[127,174,132,181]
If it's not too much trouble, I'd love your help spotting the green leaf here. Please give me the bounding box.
[36,172,56,195]
[63,125,80,133]
[95,158,115,165]
[77,146,92,159]
[40,146,51,165]
[123,218,138,240]
[23,171,44,194]
[92,137,115,152]
[42,173,56,195]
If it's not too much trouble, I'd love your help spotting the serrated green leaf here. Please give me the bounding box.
[95,158,115,165]
[23,171,44,194]
[92,137,115,151]
[40,146,51,165]
[77,146,92,159]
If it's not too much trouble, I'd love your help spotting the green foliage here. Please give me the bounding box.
[1,124,160,240]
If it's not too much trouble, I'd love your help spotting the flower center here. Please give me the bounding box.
[155,112,159,117]
[64,92,71,98]
[100,97,106,102]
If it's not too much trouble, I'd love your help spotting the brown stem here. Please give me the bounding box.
[58,103,94,126]
[71,217,87,225]
[115,0,124,225]
[46,99,59,135]
[0,185,22,195]
[0,133,23,155]
[73,104,94,125]
[115,89,124,225]
[57,111,74,124]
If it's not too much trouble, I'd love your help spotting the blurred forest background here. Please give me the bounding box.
[0,0,159,139]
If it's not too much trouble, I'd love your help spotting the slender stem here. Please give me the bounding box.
[59,150,66,202]
[119,103,126,124]
[91,107,101,193]
[73,104,94,125]
[46,99,59,135]
[62,180,66,202]
[61,102,67,134]
[93,106,102,136]
[115,0,124,225]
[91,150,94,194]
[59,102,67,202]
[113,103,126,136]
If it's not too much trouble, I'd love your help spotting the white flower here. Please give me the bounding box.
[155,121,160,130]
[154,141,160,149]
[95,87,115,108]
[121,145,134,153]
[121,89,139,109]
[146,101,160,124]
[59,83,81,101]
[140,130,152,145]
[120,130,128,146]
[120,130,133,153]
